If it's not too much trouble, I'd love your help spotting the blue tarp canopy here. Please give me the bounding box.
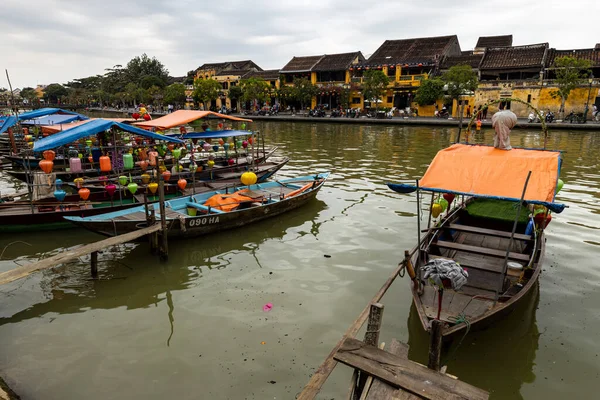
[33,119,183,151]
[0,108,85,134]
[22,114,87,126]
[175,130,254,139]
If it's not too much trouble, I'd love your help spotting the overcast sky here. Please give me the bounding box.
[2,0,598,89]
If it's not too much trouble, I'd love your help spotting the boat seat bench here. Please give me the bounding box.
[446,224,532,241]
[434,241,530,262]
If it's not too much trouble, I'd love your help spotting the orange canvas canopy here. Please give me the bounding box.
[388,144,564,212]
[203,190,255,212]
[133,110,252,130]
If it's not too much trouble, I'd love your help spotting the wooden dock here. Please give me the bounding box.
[0,223,162,285]
[297,256,489,400]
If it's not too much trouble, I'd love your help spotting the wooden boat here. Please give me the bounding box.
[0,160,288,232]
[387,143,565,338]
[65,173,330,238]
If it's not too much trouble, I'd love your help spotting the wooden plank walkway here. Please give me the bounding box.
[334,338,488,400]
[0,223,162,285]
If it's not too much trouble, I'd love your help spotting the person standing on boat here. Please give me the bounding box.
[491,109,517,150]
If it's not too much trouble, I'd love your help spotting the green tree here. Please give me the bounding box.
[43,83,68,104]
[240,77,270,109]
[227,85,243,111]
[20,87,38,105]
[147,85,164,108]
[192,78,221,110]
[441,65,478,119]
[362,70,390,112]
[140,75,166,89]
[125,83,139,106]
[293,77,318,111]
[126,54,169,87]
[414,78,444,106]
[94,89,110,107]
[163,83,187,106]
[551,56,592,119]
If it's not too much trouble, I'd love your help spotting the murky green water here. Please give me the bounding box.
[0,121,598,399]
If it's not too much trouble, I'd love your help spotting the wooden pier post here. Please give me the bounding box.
[354,303,384,398]
[428,319,444,371]
[158,178,168,260]
[90,251,98,279]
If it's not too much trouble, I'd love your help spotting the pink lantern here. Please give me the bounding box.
[242,140,248,149]
[228,158,234,166]
[203,143,212,151]
[106,184,116,197]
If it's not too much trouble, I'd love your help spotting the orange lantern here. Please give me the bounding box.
[162,170,171,181]
[99,155,111,172]
[138,148,148,161]
[248,137,253,145]
[39,159,54,174]
[139,160,148,171]
[177,178,187,190]
[78,188,90,200]
[149,151,158,166]
[43,150,56,161]
[88,155,93,164]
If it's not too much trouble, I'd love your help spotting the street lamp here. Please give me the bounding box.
[584,73,594,123]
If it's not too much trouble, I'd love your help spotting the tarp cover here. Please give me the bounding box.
[40,118,133,134]
[0,108,84,134]
[133,110,252,130]
[22,114,87,126]
[387,144,565,212]
[33,119,183,151]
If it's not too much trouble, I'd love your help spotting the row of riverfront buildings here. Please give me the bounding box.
[185,34,600,118]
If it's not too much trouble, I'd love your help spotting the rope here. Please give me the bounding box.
[444,312,471,365]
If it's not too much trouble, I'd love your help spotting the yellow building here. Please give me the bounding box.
[188,60,262,110]
[280,52,365,110]
[355,35,461,114]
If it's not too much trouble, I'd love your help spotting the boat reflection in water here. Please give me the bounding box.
[0,199,327,347]
[407,281,540,399]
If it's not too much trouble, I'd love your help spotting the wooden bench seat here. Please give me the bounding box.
[446,223,532,241]
[434,240,530,262]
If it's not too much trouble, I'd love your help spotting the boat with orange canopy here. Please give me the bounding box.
[387,143,565,338]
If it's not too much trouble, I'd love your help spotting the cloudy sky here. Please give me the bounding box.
[2,0,598,89]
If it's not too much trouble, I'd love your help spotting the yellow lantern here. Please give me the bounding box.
[148,182,158,194]
[240,171,257,186]
[431,203,443,218]
[207,160,215,169]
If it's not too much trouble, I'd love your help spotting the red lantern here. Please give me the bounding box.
[106,184,116,197]
[228,158,234,166]
[132,113,140,120]
[248,137,253,145]
[443,193,456,204]
[218,123,223,129]
[218,138,224,145]
[177,178,187,190]
[179,126,187,134]
[88,155,93,163]
[534,212,552,228]
[78,188,91,201]
[43,150,56,161]
[143,113,151,121]
[39,159,54,174]
[162,170,171,182]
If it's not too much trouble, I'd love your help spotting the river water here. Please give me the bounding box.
[0,121,598,399]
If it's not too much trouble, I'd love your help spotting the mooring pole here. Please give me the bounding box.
[90,251,98,279]
[428,319,444,371]
[158,177,168,260]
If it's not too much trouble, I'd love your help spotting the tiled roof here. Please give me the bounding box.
[440,51,483,69]
[479,43,548,70]
[242,70,281,80]
[546,48,600,68]
[196,60,262,73]
[363,35,459,66]
[312,52,365,72]
[215,69,252,77]
[475,35,513,49]
[280,55,324,73]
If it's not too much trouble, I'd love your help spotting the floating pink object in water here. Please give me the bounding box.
[263,303,273,312]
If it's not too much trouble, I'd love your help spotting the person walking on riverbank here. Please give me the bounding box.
[466,105,471,118]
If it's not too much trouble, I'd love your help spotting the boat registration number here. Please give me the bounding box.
[188,216,220,228]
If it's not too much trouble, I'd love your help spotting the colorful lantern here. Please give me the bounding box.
[218,138,224,145]
[431,203,443,218]
[127,182,138,195]
[203,143,211,152]
[74,178,84,189]
[248,137,253,145]
[40,159,54,174]
[141,174,150,184]
[177,178,187,190]
[228,158,234,166]
[438,198,449,212]
[443,193,456,204]
[139,160,148,171]
[123,153,134,170]
[212,145,219,152]
[242,140,248,149]
[236,140,243,148]
[119,176,128,186]
[79,188,91,201]
[132,112,140,120]
[85,139,93,147]
[241,123,246,130]
[556,179,564,194]
[99,176,108,186]
[207,160,215,169]
[162,170,171,181]
[240,171,257,186]
[168,143,175,151]
[106,184,117,197]
[172,148,181,159]
[148,182,158,194]
[223,143,230,151]
[69,157,82,173]
[99,155,111,172]
[43,150,56,161]
[143,113,151,121]
[88,155,94,164]
[148,151,158,166]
